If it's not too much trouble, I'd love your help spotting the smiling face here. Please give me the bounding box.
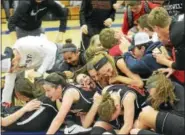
[133,46,145,59]
[63,51,79,66]
[98,62,115,79]
[10,49,22,73]
[43,83,62,101]
[130,4,142,14]
[76,74,96,91]
[152,26,169,44]
[88,69,99,82]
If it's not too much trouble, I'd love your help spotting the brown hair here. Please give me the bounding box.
[99,28,119,49]
[138,14,153,31]
[45,72,67,88]
[65,38,72,44]
[125,0,141,6]
[147,71,177,110]
[148,7,171,28]
[98,92,116,121]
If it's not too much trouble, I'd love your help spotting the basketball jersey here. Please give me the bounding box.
[62,85,95,114]
[106,84,148,118]
[2,96,57,131]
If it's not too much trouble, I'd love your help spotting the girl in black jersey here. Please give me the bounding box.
[130,71,184,135]
[60,43,87,73]
[43,73,102,134]
[1,96,57,131]
[1,99,41,130]
[91,84,148,135]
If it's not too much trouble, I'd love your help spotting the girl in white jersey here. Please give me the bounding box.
[2,35,62,106]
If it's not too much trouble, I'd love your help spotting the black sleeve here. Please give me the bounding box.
[138,129,160,135]
[109,0,117,21]
[59,62,70,72]
[171,46,185,70]
[8,1,30,32]
[170,20,185,70]
[47,1,68,32]
[80,0,88,26]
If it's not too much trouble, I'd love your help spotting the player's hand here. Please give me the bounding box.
[93,92,102,105]
[104,18,113,27]
[55,32,64,43]
[81,25,88,34]
[22,99,41,112]
[26,70,42,83]
[158,68,175,78]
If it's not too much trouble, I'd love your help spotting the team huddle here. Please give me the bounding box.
[1,0,185,135]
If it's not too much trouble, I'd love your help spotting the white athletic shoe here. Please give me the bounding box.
[103,132,113,134]
[64,124,92,134]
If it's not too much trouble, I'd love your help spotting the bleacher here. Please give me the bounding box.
[1,0,80,22]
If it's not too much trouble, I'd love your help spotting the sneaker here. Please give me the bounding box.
[64,124,92,134]
[103,132,113,134]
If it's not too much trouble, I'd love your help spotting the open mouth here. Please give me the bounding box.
[71,62,77,66]
[89,80,95,89]
[83,79,95,90]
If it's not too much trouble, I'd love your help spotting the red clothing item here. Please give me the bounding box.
[122,1,159,35]
[109,36,132,56]
[109,45,122,56]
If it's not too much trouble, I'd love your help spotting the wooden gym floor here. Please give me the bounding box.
[1,18,123,52]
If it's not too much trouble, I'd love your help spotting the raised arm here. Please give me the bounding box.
[2,73,17,104]
[119,92,136,134]
[81,92,102,128]
[116,59,143,87]
[46,89,79,134]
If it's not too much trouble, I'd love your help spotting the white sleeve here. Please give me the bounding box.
[2,73,17,103]
[37,52,56,74]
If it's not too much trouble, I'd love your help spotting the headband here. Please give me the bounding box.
[94,57,108,71]
[60,47,77,53]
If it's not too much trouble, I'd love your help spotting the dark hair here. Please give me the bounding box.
[65,38,72,44]
[15,78,35,98]
[136,43,148,50]
[136,41,152,50]
[125,0,141,7]
[45,73,67,88]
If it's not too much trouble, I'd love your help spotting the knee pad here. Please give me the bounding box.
[91,126,106,135]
